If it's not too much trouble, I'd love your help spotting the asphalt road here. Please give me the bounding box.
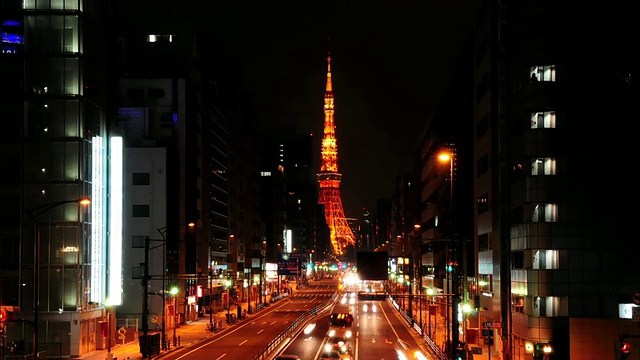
[158,281,337,360]
[282,286,432,360]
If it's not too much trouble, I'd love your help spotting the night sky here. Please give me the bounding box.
[188,1,477,216]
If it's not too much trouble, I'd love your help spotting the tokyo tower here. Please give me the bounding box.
[317,53,356,256]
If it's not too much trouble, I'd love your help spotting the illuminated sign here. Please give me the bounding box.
[1,32,23,44]
[108,137,123,305]
[90,136,105,303]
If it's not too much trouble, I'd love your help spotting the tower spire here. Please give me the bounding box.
[326,52,333,92]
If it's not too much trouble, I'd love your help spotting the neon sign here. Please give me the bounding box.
[1,32,23,44]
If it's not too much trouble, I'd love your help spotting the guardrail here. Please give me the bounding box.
[390,296,448,360]
[251,292,338,360]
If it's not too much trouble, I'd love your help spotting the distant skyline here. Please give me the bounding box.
[205,1,478,216]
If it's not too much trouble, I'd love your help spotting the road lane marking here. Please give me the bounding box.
[270,321,277,325]
[239,340,248,345]
[215,355,226,360]
[257,329,264,334]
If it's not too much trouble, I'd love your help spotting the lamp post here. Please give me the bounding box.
[156,227,168,349]
[413,224,422,332]
[225,278,232,322]
[89,301,112,355]
[170,287,178,346]
[27,197,90,358]
[152,222,194,351]
[439,150,459,358]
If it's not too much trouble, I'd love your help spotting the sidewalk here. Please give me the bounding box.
[73,299,257,360]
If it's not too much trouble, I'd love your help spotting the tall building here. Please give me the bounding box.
[0,1,114,357]
[472,1,640,359]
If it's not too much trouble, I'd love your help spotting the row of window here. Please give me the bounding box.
[512,249,559,270]
[513,294,560,317]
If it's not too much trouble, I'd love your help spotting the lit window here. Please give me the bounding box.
[513,294,525,313]
[530,111,556,129]
[533,250,558,269]
[260,171,271,177]
[530,65,555,82]
[147,34,157,43]
[534,296,559,317]
[531,157,556,175]
[531,204,557,223]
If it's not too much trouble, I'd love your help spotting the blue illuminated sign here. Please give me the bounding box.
[1,32,24,44]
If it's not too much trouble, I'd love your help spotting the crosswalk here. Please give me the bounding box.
[291,290,335,299]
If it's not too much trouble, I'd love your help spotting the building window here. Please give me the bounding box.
[132,205,150,217]
[477,154,489,177]
[513,294,525,314]
[260,171,271,177]
[132,173,150,185]
[132,236,146,248]
[532,203,558,223]
[531,111,556,129]
[147,88,165,98]
[132,266,143,279]
[530,65,555,82]
[127,88,144,98]
[533,250,559,269]
[147,34,174,43]
[477,194,489,214]
[534,296,559,317]
[478,233,491,251]
[531,157,556,175]
[512,251,524,269]
[478,274,492,293]
[476,114,489,139]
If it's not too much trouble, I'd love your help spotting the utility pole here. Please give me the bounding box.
[141,237,150,358]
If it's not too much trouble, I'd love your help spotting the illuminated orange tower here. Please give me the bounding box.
[317,53,356,256]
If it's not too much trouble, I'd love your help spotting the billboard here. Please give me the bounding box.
[277,253,303,276]
[357,251,388,280]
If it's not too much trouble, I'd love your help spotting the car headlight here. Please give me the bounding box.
[345,330,352,338]
[372,305,377,312]
[325,344,332,352]
[363,304,368,312]
[341,345,348,353]
[328,330,336,337]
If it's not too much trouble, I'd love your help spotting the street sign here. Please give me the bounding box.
[118,327,127,336]
[632,291,640,305]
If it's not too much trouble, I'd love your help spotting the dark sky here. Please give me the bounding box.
[205,1,478,216]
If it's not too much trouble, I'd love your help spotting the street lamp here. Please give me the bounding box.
[439,150,459,358]
[89,300,114,355]
[27,197,90,358]
[170,287,179,346]
[225,278,232,323]
[154,222,194,350]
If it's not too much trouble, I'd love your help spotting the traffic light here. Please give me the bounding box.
[534,343,545,360]
[615,341,632,360]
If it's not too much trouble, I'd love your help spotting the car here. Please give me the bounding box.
[275,355,300,360]
[325,336,351,354]
[319,350,341,360]
[395,339,429,360]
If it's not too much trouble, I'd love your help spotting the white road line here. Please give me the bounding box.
[239,340,248,346]
[257,329,264,334]
[270,321,277,325]
[215,354,227,360]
